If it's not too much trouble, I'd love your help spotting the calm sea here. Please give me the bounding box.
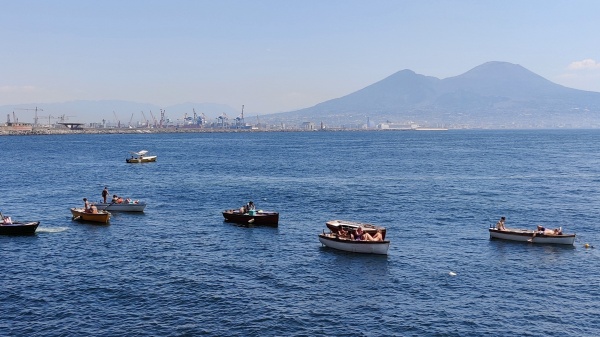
[1,130,600,336]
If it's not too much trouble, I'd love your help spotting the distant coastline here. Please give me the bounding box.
[0,126,449,136]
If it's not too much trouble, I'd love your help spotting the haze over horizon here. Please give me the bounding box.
[2,1,599,116]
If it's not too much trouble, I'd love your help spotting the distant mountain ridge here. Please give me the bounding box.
[264,61,600,128]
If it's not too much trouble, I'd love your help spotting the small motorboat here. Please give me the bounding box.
[126,150,157,163]
[222,208,279,226]
[0,212,39,235]
[319,220,390,255]
[94,200,146,212]
[489,226,576,245]
[70,208,111,224]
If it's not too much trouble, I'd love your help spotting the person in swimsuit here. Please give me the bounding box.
[83,198,91,213]
[336,226,348,239]
[364,229,384,241]
[352,227,365,241]
[102,186,109,203]
[496,217,506,230]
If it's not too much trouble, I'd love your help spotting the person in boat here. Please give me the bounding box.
[364,229,384,242]
[83,198,91,212]
[102,186,109,203]
[529,225,563,241]
[90,204,98,214]
[496,217,506,231]
[2,216,12,225]
[336,226,348,239]
[537,225,562,235]
[247,201,255,211]
[112,194,123,204]
[351,227,365,241]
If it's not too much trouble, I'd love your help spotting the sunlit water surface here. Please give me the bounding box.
[2,130,600,336]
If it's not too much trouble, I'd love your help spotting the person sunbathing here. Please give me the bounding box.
[529,225,563,241]
[364,229,384,241]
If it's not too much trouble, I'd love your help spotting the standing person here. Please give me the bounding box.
[102,186,109,203]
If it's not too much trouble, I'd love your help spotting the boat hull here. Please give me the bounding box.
[318,234,390,255]
[222,210,279,226]
[489,228,575,245]
[71,208,111,223]
[94,202,146,212]
[0,221,40,235]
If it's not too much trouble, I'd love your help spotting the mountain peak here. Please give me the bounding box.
[265,60,600,128]
[459,61,539,81]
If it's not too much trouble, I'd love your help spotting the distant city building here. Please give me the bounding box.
[1,122,33,132]
[302,122,315,130]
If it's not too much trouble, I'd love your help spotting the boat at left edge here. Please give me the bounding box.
[0,211,40,235]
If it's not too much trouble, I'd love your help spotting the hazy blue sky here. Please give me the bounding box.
[1,0,599,115]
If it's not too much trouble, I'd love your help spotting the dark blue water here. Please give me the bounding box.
[2,130,600,336]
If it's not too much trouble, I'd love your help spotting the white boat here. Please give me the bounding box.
[126,150,157,163]
[318,234,390,255]
[94,200,146,212]
[489,227,576,245]
[319,220,390,255]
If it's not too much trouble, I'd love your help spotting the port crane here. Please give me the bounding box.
[217,113,229,128]
[57,114,75,123]
[37,115,56,126]
[234,105,245,128]
[113,111,120,128]
[141,111,150,128]
[16,107,43,126]
[149,110,158,128]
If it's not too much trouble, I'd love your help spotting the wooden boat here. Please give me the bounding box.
[94,200,146,212]
[326,219,387,239]
[489,227,576,245]
[318,234,391,255]
[70,208,111,223]
[222,209,279,226]
[0,214,39,235]
[319,220,390,255]
[126,150,157,163]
